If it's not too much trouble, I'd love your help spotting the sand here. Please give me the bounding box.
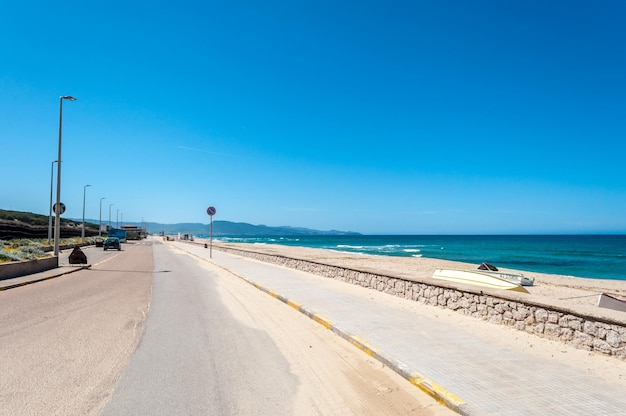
[209,241,626,312]
[206,254,456,415]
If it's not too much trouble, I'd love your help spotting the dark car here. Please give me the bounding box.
[95,237,104,247]
[103,237,121,251]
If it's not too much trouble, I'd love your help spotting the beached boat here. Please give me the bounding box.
[477,263,535,286]
[432,268,529,293]
[597,293,626,313]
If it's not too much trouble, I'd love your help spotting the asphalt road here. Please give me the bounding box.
[100,241,299,415]
[0,240,153,415]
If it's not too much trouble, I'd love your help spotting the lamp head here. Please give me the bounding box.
[61,96,77,101]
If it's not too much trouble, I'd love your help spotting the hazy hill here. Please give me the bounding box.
[0,209,360,237]
[0,209,100,239]
[138,220,360,236]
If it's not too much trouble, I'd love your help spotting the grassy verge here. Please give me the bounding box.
[0,237,98,264]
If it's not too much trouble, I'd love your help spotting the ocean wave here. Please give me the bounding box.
[328,249,366,255]
[204,234,626,280]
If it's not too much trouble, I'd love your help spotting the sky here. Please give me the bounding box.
[1,1,625,235]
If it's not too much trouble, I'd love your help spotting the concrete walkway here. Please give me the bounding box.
[173,242,626,416]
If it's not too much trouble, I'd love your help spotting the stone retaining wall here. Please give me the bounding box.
[216,245,626,360]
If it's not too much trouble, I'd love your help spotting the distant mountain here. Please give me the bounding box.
[0,209,360,237]
[136,220,361,236]
[0,209,100,239]
[77,217,360,236]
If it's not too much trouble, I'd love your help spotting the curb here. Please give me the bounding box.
[177,245,470,415]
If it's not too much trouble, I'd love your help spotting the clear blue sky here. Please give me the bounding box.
[1,1,625,234]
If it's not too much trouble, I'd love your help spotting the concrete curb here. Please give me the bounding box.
[179,246,470,415]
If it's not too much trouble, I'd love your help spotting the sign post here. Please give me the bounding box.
[206,206,216,258]
[52,203,66,245]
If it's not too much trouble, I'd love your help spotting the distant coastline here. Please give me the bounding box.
[204,234,626,281]
[3,210,625,280]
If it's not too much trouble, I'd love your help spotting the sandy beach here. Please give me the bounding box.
[210,241,626,314]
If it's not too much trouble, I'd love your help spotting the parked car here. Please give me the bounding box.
[103,237,121,251]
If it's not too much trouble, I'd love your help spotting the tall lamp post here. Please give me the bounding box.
[99,197,106,236]
[81,184,91,242]
[54,95,77,256]
[116,209,119,228]
[109,203,114,228]
[47,160,57,246]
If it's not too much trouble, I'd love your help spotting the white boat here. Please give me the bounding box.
[597,293,626,313]
[432,268,529,293]
[480,271,534,286]
[477,263,534,286]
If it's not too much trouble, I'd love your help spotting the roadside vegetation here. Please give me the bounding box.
[0,240,46,262]
[0,237,98,264]
[0,209,101,263]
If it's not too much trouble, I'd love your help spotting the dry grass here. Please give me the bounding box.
[0,237,96,263]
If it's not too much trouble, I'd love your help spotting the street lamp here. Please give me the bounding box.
[116,209,119,228]
[99,197,106,236]
[109,203,114,228]
[47,160,57,246]
[54,95,77,256]
[82,184,91,242]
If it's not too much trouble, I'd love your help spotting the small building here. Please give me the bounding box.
[120,225,147,240]
[178,233,194,241]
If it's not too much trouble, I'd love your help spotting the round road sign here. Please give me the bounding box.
[206,206,217,216]
[53,202,66,215]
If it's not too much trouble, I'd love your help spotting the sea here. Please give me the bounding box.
[201,234,626,281]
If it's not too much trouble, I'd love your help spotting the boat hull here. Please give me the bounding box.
[597,293,626,312]
[432,269,529,293]
[482,271,534,286]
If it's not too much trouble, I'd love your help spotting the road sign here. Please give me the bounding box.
[53,202,66,215]
[206,206,217,258]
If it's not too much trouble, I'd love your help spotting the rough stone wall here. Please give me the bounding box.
[216,245,626,360]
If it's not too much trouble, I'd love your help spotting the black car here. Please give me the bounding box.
[103,237,121,251]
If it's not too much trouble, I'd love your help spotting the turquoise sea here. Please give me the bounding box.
[205,235,626,281]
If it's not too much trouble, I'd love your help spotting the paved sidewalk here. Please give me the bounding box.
[0,251,88,291]
[173,242,626,416]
